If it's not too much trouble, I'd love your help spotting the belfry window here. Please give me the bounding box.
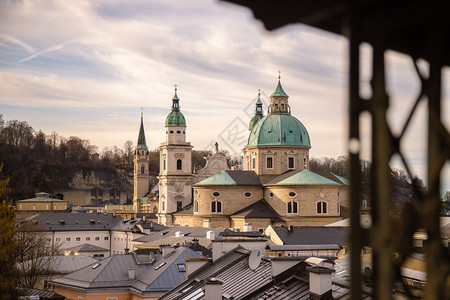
[274,103,278,111]
[177,159,182,170]
[281,103,285,111]
[252,157,256,170]
[304,158,307,168]
[141,165,145,174]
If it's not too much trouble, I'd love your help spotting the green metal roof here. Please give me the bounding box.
[165,90,186,127]
[330,172,349,185]
[136,114,147,149]
[271,169,342,186]
[247,114,311,147]
[194,171,236,186]
[271,80,288,97]
[165,111,186,127]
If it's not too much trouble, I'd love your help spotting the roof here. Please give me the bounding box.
[51,247,203,293]
[16,197,66,203]
[247,113,311,147]
[160,247,273,300]
[17,288,65,300]
[265,169,343,186]
[268,244,341,251]
[270,226,347,247]
[194,170,262,186]
[136,236,212,249]
[137,113,147,149]
[166,91,186,127]
[23,255,98,274]
[231,199,280,219]
[271,79,288,97]
[134,226,225,243]
[137,219,168,231]
[63,243,109,253]
[27,213,136,232]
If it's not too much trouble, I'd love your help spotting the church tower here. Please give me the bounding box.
[243,74,311,175]
[158,87,193,226]
[133,111,150,213]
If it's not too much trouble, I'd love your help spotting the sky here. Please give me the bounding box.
[0,0,448,193]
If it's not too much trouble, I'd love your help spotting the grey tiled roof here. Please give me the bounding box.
[160,247,273,300]
[27,213,136,232]
[63,243,109,253]
[134,226,225,243]
[271,226,348,247]
[27,255,98,274]
[231,199,280,219]
[51,247,204,293]
[137,219,168,231]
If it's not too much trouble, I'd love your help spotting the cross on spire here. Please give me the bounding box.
[141,107,143,117]
[278,70,281,80]
[174,84,178,92]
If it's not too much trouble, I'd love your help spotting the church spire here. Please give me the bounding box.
[249,89,264,131]
[171,84,180,112]
[269,72,290,114]
[137,109,147,149]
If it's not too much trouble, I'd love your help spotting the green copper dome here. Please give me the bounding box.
[165,90,186,127]
[247,114,311,147]
[166,111,186,127]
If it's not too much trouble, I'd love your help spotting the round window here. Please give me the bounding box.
[170,130,174,134]
[244,192,252,198]
[289,192,297,197]
[212,192,220,197]
[177,130,181,134]
[269,192,274,198]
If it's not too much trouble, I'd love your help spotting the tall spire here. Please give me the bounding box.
[137,109,147,149]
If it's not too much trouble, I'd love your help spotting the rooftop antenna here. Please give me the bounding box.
[248,249,262,270]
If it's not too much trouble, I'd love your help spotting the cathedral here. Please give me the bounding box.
[133,76,348,230]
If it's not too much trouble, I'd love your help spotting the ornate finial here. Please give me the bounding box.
[257,88,261,95]
[174,84,178,92]
[141,107,143,117]
[214,141,219,154]
[278,70,281,80]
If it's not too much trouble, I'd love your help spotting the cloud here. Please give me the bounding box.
[0,33,35,52]
[19,38,78,63]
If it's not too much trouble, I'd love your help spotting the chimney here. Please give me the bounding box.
[306,258,335,300]
[243,223,252,232]
[128,268,135,279]
[204,277,223,300]
[288,225,294,232]
[186,257,210,278]
[206,230,215,240]
[161,245,175,258]
[175,231,182,237]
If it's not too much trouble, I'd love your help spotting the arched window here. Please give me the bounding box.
[281,103,285,111]
[274,103,278,111]
[177,159,182,170]
[141,164,145,174]
[316,201,327,214]
[153,206,158,213]
[194,201,199,213]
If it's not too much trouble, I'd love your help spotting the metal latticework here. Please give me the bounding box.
[223,1,450,299]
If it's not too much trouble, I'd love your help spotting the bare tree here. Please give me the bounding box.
[14,223,61,289]
[123,140,134,164]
